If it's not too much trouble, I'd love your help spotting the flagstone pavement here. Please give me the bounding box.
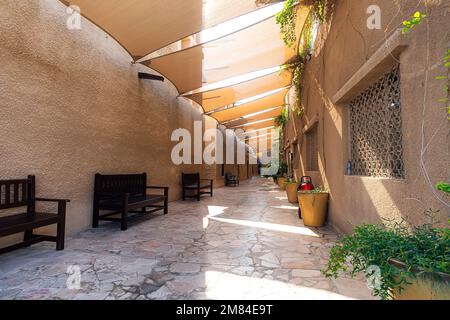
[0,177,375,300]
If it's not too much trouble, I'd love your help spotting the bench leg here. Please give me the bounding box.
[24,230,33,245]
[164,199,168,215]
[182,188,186,201]
[197,188,201,201]
[121,208,129,231]
[56,217,66,251]
[56,200,67,251]
[92,198,100,228]
[121,211,128,231]
[163,188,169,214]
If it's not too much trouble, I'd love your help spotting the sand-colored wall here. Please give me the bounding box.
[0,0,219,245]
[284,0,450,233]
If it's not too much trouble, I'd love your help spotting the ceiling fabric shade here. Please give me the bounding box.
[225,108,282,128]
[240,119,276,131]
[60,0,261,58]
[183,70,291,112]
[144,8,310,94]
[212,87,289,123]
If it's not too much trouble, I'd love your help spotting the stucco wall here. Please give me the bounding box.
[284,0,450,233]
[0,0,220,244]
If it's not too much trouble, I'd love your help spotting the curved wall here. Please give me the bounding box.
[0,0,216,243]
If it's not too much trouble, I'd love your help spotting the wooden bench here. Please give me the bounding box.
[93,173,168,231]
[182,173,213,201]
[0,175,69,255]
[225,171,239,187]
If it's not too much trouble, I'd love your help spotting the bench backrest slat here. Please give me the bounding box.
[95,173,147,196]
[182,173,200,186]
[0,176,34,210]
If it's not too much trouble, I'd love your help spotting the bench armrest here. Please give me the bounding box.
[35,198,69,216]
[200,179,214,185]
[147,186,169,196]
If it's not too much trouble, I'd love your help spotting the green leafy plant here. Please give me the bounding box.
[323,222,450,299]
[284,177,299,185]
[436,182,450,194]
[277,161,288,177]
[276,0,298,48]
[274,107,289,128]
[312,0,325,23]
[300,185,328,193]
[435,48,450,120]
[402,11,427,34]
[284,60,305,118]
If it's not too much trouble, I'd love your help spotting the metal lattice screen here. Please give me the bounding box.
[349,64,404,178]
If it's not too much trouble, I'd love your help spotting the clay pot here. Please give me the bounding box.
[285,183,299,203]
[277,177,287,190]
[390,259,450,300]
[297,192,329,227]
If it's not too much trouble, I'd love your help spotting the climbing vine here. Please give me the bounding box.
[436,48,450,120]
[274,106,290,129]
[276,0,327,48]
[275,0,298,48]
[402,11,427,34]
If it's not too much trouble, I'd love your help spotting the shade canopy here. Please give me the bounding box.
[183,70,292,113]
[144,8,310,94]
[211,87,289,123]
[61,0,262,58]
[59,1,312,152]
[226,107,282,128]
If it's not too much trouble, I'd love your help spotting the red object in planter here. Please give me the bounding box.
[299,176,314,191]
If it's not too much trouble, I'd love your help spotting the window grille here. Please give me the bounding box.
[349,64,404,178]
[306,125,319,171]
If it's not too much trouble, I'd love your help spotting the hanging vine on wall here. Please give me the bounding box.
[276,0,298,48]
[274,106,290,129]
[276,1,333,119]
[436,48,450,120]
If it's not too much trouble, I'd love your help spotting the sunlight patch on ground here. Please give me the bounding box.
[271,205,298,210]
[208,217,320,237]
[204,271,355,300]
[204,206,229,229]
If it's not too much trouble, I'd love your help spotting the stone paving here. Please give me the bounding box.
[0,178,375,300]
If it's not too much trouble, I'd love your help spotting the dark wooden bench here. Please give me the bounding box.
[0,175,69,255]
[182,173,213,201]
[225,171,239,187]
[93,173,168,231]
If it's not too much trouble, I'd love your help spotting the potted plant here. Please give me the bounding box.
[322,221,450,300]
[297,186,329,227]
[276,162,288,190]
[285,178,299,203]
[277,176,287,190]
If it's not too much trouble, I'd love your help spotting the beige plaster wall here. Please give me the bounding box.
[0,0,219,245]
[285,0,450,233]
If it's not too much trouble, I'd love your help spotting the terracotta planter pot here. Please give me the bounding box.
[285,183,299,203]
[277,177,287,190]
[297,192,329,227]
[390,259,450,300]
